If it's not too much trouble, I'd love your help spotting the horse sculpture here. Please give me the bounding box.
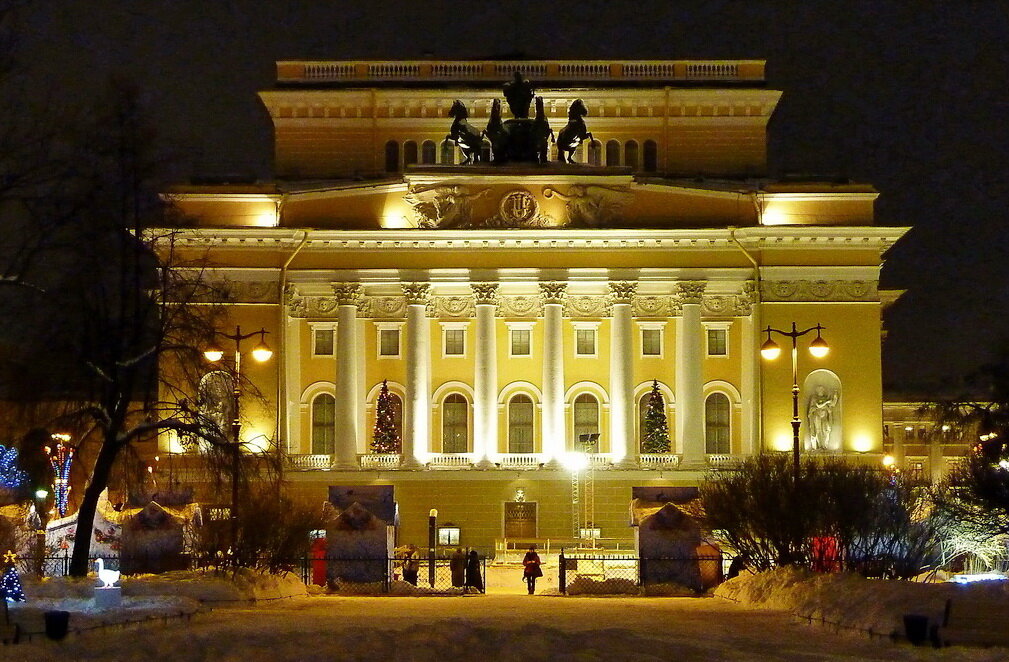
[556,99,592,164]
[485,99,506,161]
[447,100,484,164]
[532,97,554,164]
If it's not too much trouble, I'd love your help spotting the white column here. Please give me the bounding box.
[740,281,759,456]
[472,283,498,469]
[541,282,567,465]
[676,281,706,467]
[609,281,637,467]
[402,283,431,469]
[282,287,303,454]
[332,284,361,470]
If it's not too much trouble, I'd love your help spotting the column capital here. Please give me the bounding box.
[608,281,637,305]
[402,282,432,305]
[471,282,500,305]
[332,282,362,306]
[539,281,568,304]
[677,280,707,305]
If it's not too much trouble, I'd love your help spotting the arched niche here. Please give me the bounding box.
[802,369,842,452]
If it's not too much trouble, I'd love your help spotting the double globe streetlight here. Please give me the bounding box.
[203,326,273,557]
[760,323,829,482]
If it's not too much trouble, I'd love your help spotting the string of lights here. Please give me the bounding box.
[45,435,75,517]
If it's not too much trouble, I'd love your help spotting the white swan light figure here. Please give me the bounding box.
[95,558,120,588]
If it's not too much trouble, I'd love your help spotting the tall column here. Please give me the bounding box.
[540,282,567,465]
[402,283,431,469]
[676,281,706,467]
[282,286,304,454]
[609,281,637,467]
[739,281,759,456]
[332,283,361,470]
[472,283,499,469]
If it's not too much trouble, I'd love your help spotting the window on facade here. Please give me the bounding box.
[705,393,731,454]
[440,139,456,165]
[605,140,620,166]
[403,141,418,167]
[384,140,399,172]
[379,329,400,356]
[642,328,661,356]
[313,328,334,356]
[312,393,336,455]
[508,394,535,453]
[442,393,469,453]
[624,140,639,170]
[444,329,465,356]
[421,140,437,164]
[438,526,461,546]
[575,328,596,356]
[707,328,727,356]
[510,328,531,356]
[588,140,602,166]
[573,393,600,448]
[643,140,658,172]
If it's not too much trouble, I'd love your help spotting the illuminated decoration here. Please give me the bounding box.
[45,436,75,517]
[949,573,1007,585]
[641,380,671,453]
[1,550,25,602]
[371,379,401,454]
[95,558,120,589]
[0,444,28,490]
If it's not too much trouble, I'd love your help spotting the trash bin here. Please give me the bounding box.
[903,613,929,646]
[44,610,70,641]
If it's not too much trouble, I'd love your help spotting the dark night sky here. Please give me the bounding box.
[14,1,1009,393]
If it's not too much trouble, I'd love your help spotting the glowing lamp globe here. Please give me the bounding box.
[809,336,829,358]
[203,345,224,363]
[882,454,895,468]
[251,341,273,363]
[760,338,781,360]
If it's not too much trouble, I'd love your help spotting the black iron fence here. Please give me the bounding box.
[558,550,729,594]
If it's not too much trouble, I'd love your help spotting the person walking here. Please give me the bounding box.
[522,545,543,594]
[450,548,466,588]
[464,549,483,593]
[402,545,420,586]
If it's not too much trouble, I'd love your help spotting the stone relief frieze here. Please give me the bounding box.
[498,295,542,318]
[404,185,488,229]
[565,295,610,318]
[360,296,408,319]
[483,189,554,228]
[431,296,475,318]
[542,184,633,228]
[214,280,278,303]
[762,280,878,302]
[632,295,680,318]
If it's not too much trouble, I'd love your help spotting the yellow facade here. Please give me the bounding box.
[160,60,908,553]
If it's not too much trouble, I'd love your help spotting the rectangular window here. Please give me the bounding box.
[313,328,334,356]
[510,329,531,356]
[707,328,727,356]
[444,329,465,355]
[379,329,400,356]
[642,329,662,356]
[576,328,596,356]
[438,526,461,546]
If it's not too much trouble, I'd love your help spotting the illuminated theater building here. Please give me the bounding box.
[164,60,907,550]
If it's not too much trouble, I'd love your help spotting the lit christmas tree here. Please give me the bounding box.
[371,380,401,454]
[1,550,25,603]
[0,445,28,491]
[641,380,671,453]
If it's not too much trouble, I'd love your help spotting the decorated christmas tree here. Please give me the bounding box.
[641,380,671,453]
[1,551,25,603]
[371,380,401,454]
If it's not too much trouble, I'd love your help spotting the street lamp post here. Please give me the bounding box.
[204,326,273,560]
[428,509,438,588]
[760,322,829,482]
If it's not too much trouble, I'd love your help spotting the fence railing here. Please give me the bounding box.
[558,550,728,594]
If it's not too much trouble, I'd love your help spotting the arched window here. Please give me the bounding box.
[442,393,469,453]
[312,393,336,455]
[573,393,600,449]
[508,394,535,453]
[480,139,492,164]
[403,141,418,167]
[440,139,456,165]
[421,140,437,164]
[605,140,620,166]
[704,393,731,454]
[384,140,400,172]
[643,140,658,172]
[588,140,602,166]
[624,140,639,170]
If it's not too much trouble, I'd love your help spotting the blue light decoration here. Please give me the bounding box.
[45,436,75,517]
[0,445,28,490]
[1,550,25,602]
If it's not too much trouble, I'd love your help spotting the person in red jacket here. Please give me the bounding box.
[522,545,543,595]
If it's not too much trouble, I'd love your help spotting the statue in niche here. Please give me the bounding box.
[197,370,234,443]
[446,101,484,164]
[404,185,489,229]
[556,99,593,164]
[543,184,633,227]
[806,385,839,451]
[503,71,535,118]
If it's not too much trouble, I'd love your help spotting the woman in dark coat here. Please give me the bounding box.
[464,550,483,592]
[522,546,543,594]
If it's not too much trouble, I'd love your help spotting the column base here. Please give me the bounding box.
[399,456,426,470]
[678,457,708,471]
[473,458,496,470]
[612,457,640,470]
[541,457,564,471]
[331,460,360,471]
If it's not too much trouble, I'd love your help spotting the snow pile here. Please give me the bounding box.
[566,576,638,595]
[715,567,1009,638]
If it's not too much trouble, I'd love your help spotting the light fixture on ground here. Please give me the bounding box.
[760,323,829,482]
[203,326,273,559]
